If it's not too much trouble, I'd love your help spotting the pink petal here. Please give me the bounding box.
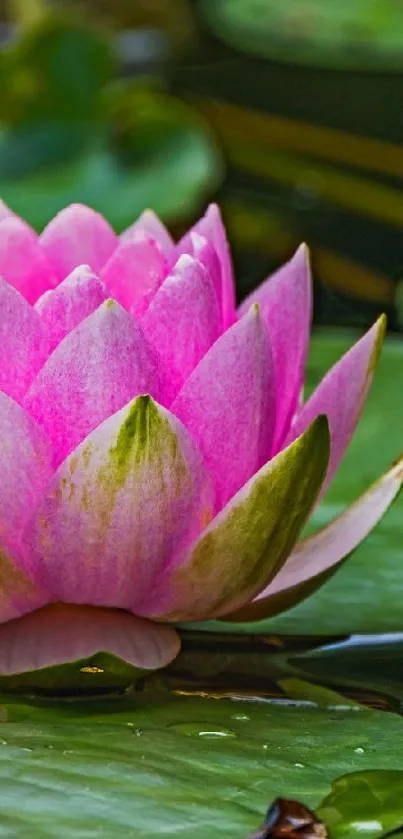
[24,396,214,610]
[121,209,174,256]
[171,232,223,324]
[239,245,312,452]
[35,265,109,351]
[0,199,18,223]
[40,203,118,281]
[172,204,236,327]
[288,316,386,497]
[227,455,403,622]
[0,542,48,625]
[0,604,180,674]
[0,392,54,540]
[141,416,329,621]
[0,278,49,402]
[0,217,57,303]
[141,255,221,399]
[172,305,276,510]
[24,299,163,465]
[100,238,166,317]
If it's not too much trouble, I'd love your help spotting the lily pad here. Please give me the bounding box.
[200,0,403,71]
[318,770,403,839]
[189,332,403,636]
[0,117,222,231]
[0,14,223,229]
[0,692,402,836]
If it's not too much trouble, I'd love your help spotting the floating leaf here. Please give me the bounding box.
[318,770,403,839]
[0,694,400,836]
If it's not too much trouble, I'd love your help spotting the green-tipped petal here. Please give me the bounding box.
[24,396,214,612]
[140,415,330,622]
[226,455,403,623]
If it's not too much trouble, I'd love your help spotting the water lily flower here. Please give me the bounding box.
[0,200,400,679]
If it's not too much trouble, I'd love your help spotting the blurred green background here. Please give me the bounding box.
[3,0,403,329]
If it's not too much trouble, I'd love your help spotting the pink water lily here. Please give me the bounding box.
[0,199,400,678]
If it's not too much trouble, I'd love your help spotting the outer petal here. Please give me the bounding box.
[0,392,54,539]
[171,204,236,327]
[121,209,174,255]
[0,604,180,675]
[40,203,118,281]
[226,456,403,622]
[0,217,56,303]
[288,316,386,496]
[24,396,214,610]
[140,416,330,621]
[239,245,312,452]
[24,300,163,465]
[141,255,221,399]
[172,305,276,510]
[0,278,49,401]
[100,238,166,317]
[0,543,48,625]
[35,265,109,351]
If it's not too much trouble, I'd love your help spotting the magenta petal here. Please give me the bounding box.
[141,255,221,399]
[171,204,236,327]
[0,217,57,303]
[239,245,312,451]
[24,396,214,610]
[0,278,49,401]
[100,238,166,316]
[0,604,180,674]
[40,203,118,281]
[24,299,163,465]
[0,392,54,540]
[288,316,386,496]
[121,209,174,255]
[35,265,109,351]
[172,305,276,509]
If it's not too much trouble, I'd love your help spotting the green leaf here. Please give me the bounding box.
[199,0,403,71]
[186,334,403,636]
[318,770,403,839]
[3,12,114,123]
[0,111,222,231]
[0,692,401,836]
[285,634,403,707]
[278,678,365,710]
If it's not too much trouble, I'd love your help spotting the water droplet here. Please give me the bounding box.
[351,821,382,833]
[133,728,143,737]
[62,749,74,755]
[169,722,236,738]
[126,722,134,728]
[198,729,236,739]
[21,747,33,752]
[231,713,250,721]
[354,747,365,754]
[295,763,305,768]
[262,744,270,750]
